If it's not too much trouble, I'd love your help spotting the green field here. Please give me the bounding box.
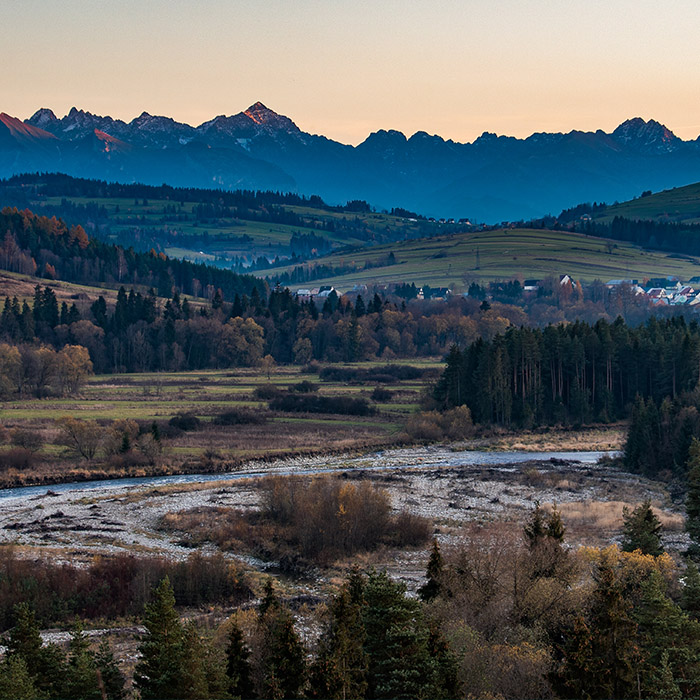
[595,181,700,224]
[263,227,700,291]
[0,362,441,486]
[31,195,447,263]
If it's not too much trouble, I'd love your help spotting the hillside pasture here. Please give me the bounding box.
[264,227,700,291]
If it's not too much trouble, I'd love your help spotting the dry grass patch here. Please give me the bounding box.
[542,500,684,545]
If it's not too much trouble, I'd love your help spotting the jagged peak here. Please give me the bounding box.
[242,102,300,132]
[28,108,57,125]
[611,117,680,150]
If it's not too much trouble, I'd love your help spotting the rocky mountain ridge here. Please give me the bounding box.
[1,102,699,221]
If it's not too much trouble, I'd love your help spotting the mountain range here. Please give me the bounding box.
[3,103,700,222]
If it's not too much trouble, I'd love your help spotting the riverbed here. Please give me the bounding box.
[1,443,684,572]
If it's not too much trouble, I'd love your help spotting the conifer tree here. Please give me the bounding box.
[134,576,186,700]
[648,651,682,700]
[621,499,663,555]
[180,623,210,700]
[523,501,547,549]
[634,570,700,698]
[682,561,700,621]
[0,656,37,700]
[310,580,368,699]
[6,603,66,697]
[226,617,255,700]
[362,569,432,699]
[425,627,459,700]
[64,624,101,700]
[94,639,126,700]
[686,438,700,555]
[258,607,306,700]
[418,538,444,602]
[558,552,639,699]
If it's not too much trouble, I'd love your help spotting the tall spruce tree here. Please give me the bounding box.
[226,617,255,700]
[634,569,700,698]
[310,579,368,699]
[0,656,37,700]
[362,570,432,699]
[134,576,186,700]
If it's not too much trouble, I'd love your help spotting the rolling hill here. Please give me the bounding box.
[594,181,700,224]
[262,228,700,291]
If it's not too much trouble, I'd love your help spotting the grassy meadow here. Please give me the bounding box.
[34,195,439,261]
[595,181,700,224]
[0,360,442,487]
[265,227,700,291]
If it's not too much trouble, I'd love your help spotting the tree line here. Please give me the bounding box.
[433,316,700,427]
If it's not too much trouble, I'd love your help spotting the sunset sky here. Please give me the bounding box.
[4,0,700,145]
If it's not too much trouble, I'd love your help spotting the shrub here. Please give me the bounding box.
[260,475,428,561]
[288,380,318,393]
[9,428,43,453]
[269,394,376,416]
[213,408,268,426]
[404,406,474,442]
[0,548,252,629]
[388,510,433,546]
[404,411,444,441]
[253,384,283,400]
[0,448,37,471]
[441,405,474,440]
[371,387,394,402]
[320,364,431,383]
[300,361,321,374]
[168,413,201,432]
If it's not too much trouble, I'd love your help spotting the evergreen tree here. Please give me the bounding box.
[686,438,700,556]
[682,562,700,621]
[557,552,639,699]
[362,570,432,699]
[647,651,682,700]
[634,569,700,698]
[6,604,42,671]
[258,607,306,700]
[418,538,444,602]
[310,580,368,699]
[226,617,255,700]
[6,602,66,697]
[94,639,126,700]
[134,576,186,700]
[546,504,566,542]
[64,624,101,700]
[621,499,663,555]
[523,501,547,549]
[180,623,210,700]
[0,656,37,700]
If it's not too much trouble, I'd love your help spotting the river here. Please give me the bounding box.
[0,448,615,501]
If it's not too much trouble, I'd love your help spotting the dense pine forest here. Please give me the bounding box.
[434,317,700,426]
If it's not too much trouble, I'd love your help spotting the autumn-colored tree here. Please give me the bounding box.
[56,344,93,395]
[55,417,102,460]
